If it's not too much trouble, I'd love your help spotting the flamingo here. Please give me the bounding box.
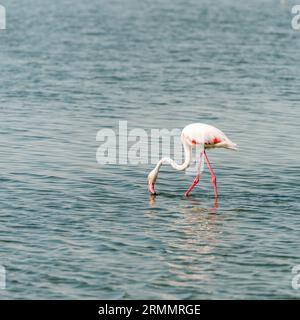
[148,123,237,198]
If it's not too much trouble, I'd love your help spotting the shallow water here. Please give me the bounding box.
[0,0,300,299]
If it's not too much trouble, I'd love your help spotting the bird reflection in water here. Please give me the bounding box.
[146,194,224,286]
[149,194,218,211]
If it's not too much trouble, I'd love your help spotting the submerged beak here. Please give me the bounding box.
[148,181,156,195]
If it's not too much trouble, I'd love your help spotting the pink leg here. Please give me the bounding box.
[204,151,218,199]
[184,151,203,197]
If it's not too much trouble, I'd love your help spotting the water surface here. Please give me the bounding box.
[0,0,299,299]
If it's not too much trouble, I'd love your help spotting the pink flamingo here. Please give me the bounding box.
[148,123,237,198]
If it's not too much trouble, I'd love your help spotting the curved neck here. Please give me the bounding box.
[153,140,192,175]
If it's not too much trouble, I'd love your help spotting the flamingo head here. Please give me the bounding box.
[148,169,158,195]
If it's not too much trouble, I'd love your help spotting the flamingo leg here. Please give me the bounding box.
[184,151,203,197]
[204,150,218,199]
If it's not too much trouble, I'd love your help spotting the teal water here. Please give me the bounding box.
[0,0,299,299]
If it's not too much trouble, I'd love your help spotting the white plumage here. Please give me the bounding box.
[148,123,237,198]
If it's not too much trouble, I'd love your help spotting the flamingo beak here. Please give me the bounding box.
[148,182,156,195]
